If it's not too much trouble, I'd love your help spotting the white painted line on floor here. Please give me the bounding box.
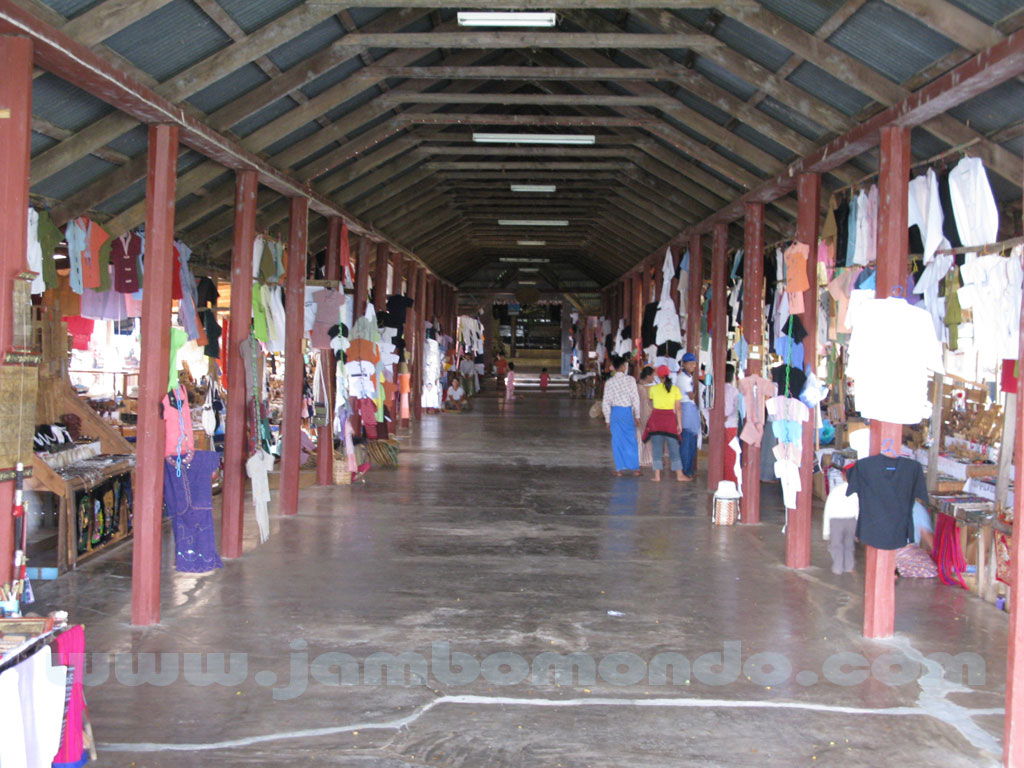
[100,693,1004,752]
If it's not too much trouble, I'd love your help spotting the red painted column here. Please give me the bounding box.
[353,237,370,318]
[687,233,703,357]
[707,222,729,493]
[864,124,910,639]
[741,203,765,524]
[1004,271,1024,766]
[639,266,652,368]
[787,173,821,567]
[279,197,308,517]
[408,266,422,421]
[415,268,428,417]
[221,170,258,560]
[622,274,633,358]
[0,36,31,588]
[130,124,179,626]
[374,243,389,313]
[425,275,436,334]
[316,217,342,486]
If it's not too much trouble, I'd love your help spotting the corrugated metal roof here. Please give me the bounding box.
[692,57,759,102]
[755,0,849,34]
[32,73,115,133]
[188,64,269,116]
[105,0,232,82]
[786,62,872,117]
[105,125,148,158]
[231,96,301,141]
[32,155,116,200]
[945,0,1022,25]
[302,56,369,100]
[732,123,798,163]
[214,0,304,35]
[756,96,830,142]
[38,0,98,19]
[31,132,57,157]
[266,17,345,72]
[712,16,792,73]
[949,79,1024,135]
[93,178,145,216]
[826,1,959,86]
[264,121,322,158]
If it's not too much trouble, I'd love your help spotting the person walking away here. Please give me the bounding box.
[505,362,517,401]
[643,365,687,482]
[675,353,700,479]
[540,367,550,392]
[637,366,655,468]
[601,355,641,476]
[723,364,740,484]
[823,480,859,574]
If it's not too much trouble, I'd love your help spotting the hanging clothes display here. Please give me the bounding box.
[654,247,683,347]
[164,450,223,573]
[246,450,274,543]
[947,156,999,259]
[846,455,928,550]
[846,295,944,424]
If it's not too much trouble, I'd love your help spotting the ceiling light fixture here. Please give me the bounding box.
[516,240,547,246]
[474,133,595,145]
[517,279,538,285]
[500,257,550,263]
[498,219,568,226]
[457,11,556,27]
[510,184,557,193]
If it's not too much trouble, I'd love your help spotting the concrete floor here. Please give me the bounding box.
[34,390,1010,767]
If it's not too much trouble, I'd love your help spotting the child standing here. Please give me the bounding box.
[823,480,859,574]
[539,367,550,392]
[505,362,517,401]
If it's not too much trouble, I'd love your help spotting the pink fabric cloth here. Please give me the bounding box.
[737,375,777,445]
[163,386,195,458]
[51,625,87,768]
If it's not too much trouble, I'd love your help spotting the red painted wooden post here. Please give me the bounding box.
[279,197,308,517]
[0,35,31,587]
[741,202,765,525]
[425,274,436,335]
[864,124,910,638]
[1004,268,1024,766]
[354,236,370,319]
[707,222,728,492]
[639,266,652,369]
[221,170,258,560]
[408,265,422,421]
[787,173,821,567]
[374,243,389,313]
[415,267,428,418]
[316,217,342,486]
[687,234,703,357]
[130,123,179,626]
[622,274,633,358]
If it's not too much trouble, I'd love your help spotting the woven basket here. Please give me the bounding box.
[367,439,399,467]
[712,495,739,525]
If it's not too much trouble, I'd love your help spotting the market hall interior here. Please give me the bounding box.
[32,392,1012,768]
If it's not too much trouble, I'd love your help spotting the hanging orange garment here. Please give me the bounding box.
[80,219,110,290]
[347,338,380,364]
[784,242,811,294]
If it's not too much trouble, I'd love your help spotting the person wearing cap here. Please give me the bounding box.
[601,355,641,476]
[642,365,688,482]
[674,352,701,478]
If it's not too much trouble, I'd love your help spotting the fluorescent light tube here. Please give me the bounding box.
[457,11,556,27]
[498,219,568,226]
[475,133,595,145]
[517,280,538,285]
[517,240,547,246]
[519,267,540,272]
[511,184,557,193]
[500,257,550,263]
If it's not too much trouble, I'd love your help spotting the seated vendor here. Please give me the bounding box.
[445,378,468,411]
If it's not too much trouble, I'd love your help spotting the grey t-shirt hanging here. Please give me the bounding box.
[846,455,928,550]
